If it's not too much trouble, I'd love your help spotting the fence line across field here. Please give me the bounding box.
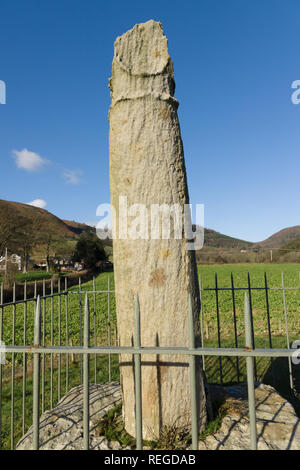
[9,291,298,450]
[0,272,298,450]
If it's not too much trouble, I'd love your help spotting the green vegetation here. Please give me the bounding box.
[73,232,106,269]
[0,355,120,450]
[96,395,229,449]
[0,199,96,270]
[0,271,54,284]
[198,401,228,441]
[96,403,192,449]
[96,403,135,447]
[0,264,299,449]
[0,272,116,352]
[198,263,300,339]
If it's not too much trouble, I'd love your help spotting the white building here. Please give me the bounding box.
[0,254,22,271]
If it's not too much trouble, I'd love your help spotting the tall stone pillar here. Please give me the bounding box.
[109,20,207,439]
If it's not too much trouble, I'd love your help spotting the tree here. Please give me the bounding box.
[0,205,18,257]
[13,216,37,273]
[73,233,106,270]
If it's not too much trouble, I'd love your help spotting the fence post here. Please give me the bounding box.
[231,273,240,382]
[281,272,293,391]
[0,282,3,449]
[65,277,69,393]
[93,276,97,384]
[188,294,198,450]
[198,273,205,371]
[50,279,54,409]
[244,292,257,450]
[83,294,90,450]
[11,282,16,449]
[134,294,142,450]
[215,274,223,384]
[247,273,257,380]
[22,281,27,435]
[108,276,111,381]
[33,295,41,450]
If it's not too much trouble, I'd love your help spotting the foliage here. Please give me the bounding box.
[0,265,300,449]
[73,232,106,269]
[96,404,136,447]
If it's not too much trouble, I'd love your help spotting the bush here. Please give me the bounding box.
[73,232,106,270]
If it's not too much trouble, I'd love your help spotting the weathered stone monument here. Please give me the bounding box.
[109,20,207,439]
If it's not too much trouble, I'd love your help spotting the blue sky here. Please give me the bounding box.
[0,0,299,242]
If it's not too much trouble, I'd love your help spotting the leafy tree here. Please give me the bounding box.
[73,232,106,270]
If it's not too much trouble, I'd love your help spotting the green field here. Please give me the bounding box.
[198,263,300,340]
[0,271,55,284]
[0,264,299,449]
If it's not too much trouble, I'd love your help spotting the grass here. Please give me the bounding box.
[96,395,229,449]
[198,263,300,339]
[96,403,193,449]
[0,271,117,449]
[0,271,55,284]
[0,264,299,449]
[0,354,120,450]
[0,271,116,358]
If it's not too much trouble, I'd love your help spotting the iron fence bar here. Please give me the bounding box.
[188,294,198,450]
[58,277,61,402]
[33,296,41,450]
[83,294,90,450]
[65,277,69,394]
[198,273,205,371]
[22,281,27,435]
[4,344,295,357]
[93,276,97,384]
[247,273,257,381]
[244,292,257,450]
[108,276,111,381]
[281,272,293,391]
[134,294,142,450]
[50,279,54,409]
[215,274,223,384]
[231,273,240,382]
[42,280,46,414]
[0,282,3,449]
[264,272,275,384]
[11,282,16,450]
[264,273,272,349]
[79,277,83,384]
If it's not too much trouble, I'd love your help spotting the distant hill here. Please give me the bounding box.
[255,225,300,249]
[203,228,252,249]
[2,198,300,264]
[0,199,96,261]
[0,199,78,239]
[63,220,95,236]
[279,237,300,253]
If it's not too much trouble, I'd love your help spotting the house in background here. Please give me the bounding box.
[0,254,22,271]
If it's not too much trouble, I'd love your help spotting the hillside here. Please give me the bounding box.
[255,225,300,249]
[0,199,88,240]
[203,228,252,248]
[63,220,95,236]
[0,199,95,261]
[2,199,300,264]
[279,237,300,253]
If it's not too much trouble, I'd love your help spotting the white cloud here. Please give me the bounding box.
[27,199,47,209]
[63,169,82,185]
[12,149,49,172]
